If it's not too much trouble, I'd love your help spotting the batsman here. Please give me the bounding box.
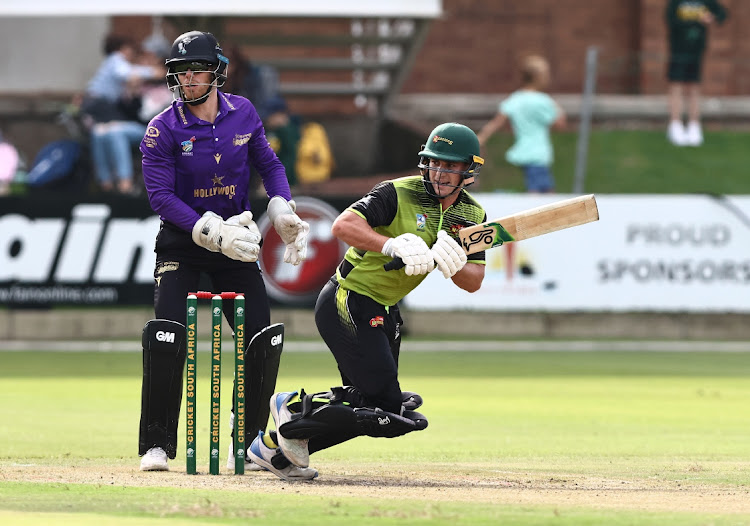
[247,122,489,479]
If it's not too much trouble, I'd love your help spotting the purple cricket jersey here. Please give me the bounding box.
[140,91,292,232]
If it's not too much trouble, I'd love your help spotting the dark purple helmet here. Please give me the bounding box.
[165,31,229,103]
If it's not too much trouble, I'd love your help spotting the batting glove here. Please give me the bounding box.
[431,230,468,279]
[381,233,435,276]
[267,196,310,265]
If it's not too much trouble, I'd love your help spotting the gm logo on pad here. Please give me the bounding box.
[156,331,175,343]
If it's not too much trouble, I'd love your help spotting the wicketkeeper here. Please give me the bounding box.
[247,123,489,480]
[137,30,313,479]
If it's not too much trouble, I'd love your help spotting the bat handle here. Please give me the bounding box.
[383,257,405,271]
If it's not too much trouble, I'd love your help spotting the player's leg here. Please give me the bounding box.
[337,303,402,385]
[315,279,404,413]
[261,279,412,470]
[139,257,200,468]
[273,387,428,453]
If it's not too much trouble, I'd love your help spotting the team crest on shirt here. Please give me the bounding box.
[416,213,427,231]
[233,133,252,146]
[181,136,196,156]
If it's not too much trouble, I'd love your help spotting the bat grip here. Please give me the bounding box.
[383,257,405,271]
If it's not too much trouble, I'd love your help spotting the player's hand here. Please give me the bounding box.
[431,230,467,279]
[192,211,223,253]
[220,211,262,262]
[267,196,310,265]
[192,211,261,262]
[381,233,434,276]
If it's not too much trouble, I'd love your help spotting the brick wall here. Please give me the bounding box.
[111,0,745,108]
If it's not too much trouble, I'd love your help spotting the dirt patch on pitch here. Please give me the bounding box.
[2,463,749,515]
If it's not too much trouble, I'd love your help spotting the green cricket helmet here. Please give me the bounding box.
[418,122,484,198]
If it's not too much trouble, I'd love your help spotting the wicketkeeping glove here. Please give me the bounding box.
[381,233,435,276]
[431,230,468,278]
[191,211,262,262]
[267,196,310,265]
[222,211,262,262]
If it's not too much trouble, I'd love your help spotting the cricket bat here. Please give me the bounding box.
[458,194,599,254]
[384,194,599,270]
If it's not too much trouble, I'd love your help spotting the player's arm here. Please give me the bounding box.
[451,262,485,293]
[431,230,485,292]
[141,123,201,231]
[333,208,434,277]
[337,179,399,251]
[331,209,388,252]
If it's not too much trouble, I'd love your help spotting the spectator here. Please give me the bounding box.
[264,96,301,188]
[223,45,280,120]
[81,34,162,194]
[0,131,21,195]
[136,35,174,124]
[477,55,565,194]
[665,0,728,147]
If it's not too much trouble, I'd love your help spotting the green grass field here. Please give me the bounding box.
[1,345,749,525]
[480,129,750,195]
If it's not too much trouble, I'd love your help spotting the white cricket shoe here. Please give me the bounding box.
[685,121,704,146]
[667,120,688,146]
[140,447,168,471]
[248,431,318,482]
[226,411,264,471]
[270,391,310,468]
[226,440,265,471]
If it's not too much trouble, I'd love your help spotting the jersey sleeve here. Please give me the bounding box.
[244,100,292,201]
[348,181,398,227]
[141,119,202,232]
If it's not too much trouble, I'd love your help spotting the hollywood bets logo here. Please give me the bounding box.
[257,197,348,305]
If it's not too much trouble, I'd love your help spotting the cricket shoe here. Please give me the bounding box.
[140,447,168,471]
[226,441,265,471]
[270,391,310,467]
[248,431,318,482]
[226,412,264,471]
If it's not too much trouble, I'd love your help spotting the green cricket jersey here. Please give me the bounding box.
[337,175,487,306]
